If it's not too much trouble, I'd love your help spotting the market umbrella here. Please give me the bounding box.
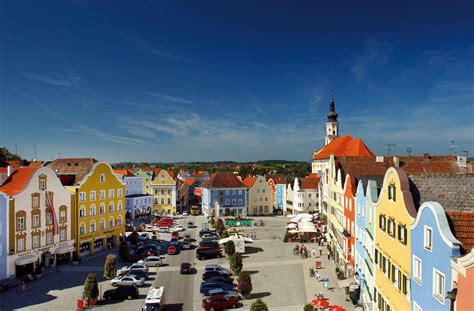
[311,298,329,308]
[286,223,297,229]
[288,229,299,234]
[329,306,346,311]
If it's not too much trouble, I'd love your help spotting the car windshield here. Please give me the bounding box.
[145,304,161,311]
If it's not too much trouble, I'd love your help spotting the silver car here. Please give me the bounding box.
[138,256,164,267]
[118,263,149,275]
[110,274,145,287]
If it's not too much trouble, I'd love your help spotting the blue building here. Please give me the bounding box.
[0,192,8,282]
[354,180,367,305]
[201,173,247,216]
[275,180,286,211]
[411,202,461,311]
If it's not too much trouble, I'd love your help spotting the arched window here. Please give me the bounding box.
[90,221,96,233]
[100,218,106,230]
[80,205,86,218]
[109,217,115,228]
[100,174,105,183]
[117,215,123,227]
[118,201,122,211]
[80,222,86,235]
[100,203,105,214]
[109,202,114,213]
[90,204,96,216]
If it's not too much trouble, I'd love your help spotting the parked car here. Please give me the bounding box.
[103,285,139,300]
[206,275,234,284]
[202,270,231,280]
[118,263,149,275]
[125,269,149,280]
[199,241,219,249]
[202,288,240,300]
[182,211,188,216]
[199,228,217,237]
[168,245,177,255]
[201,233,219,241]
[180,263,193,274]
[145,224,157,232]
[184,232,191,238]
[200,281,237,295]
[187,221,197,228]
[138,256,164,267]
[170,225,184,232]
[169,238,179,247]
[196,246,222,260]
[202,294,240,310]
[111,275,145,287]
[157,226,169,233]
[139,233,150,241]
[204,265,230,275]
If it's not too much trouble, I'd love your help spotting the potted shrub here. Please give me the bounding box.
[230,253,243,275]
[83,273,99,303]
[103,254,117,279]
[250,298,267,310]
[237,271,253,299]
[225,240,236,257]
[303,303,314,311]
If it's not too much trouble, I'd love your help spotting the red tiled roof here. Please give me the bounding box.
[0,167,37,196]
[168,170,175,179]
[243,177,257,188]
[202,173,245,188]
[447,212,474,254]
[6,161,22,169]
[299,177,319,189]
[44,158,97,185]
[312,136,375,160]
[184,178,197,186]
[114,169,128,175]
[28,161,43,168]
[307,173,319,179]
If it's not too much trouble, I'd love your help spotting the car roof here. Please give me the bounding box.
[205,264,223,269]
[208,288,224,294]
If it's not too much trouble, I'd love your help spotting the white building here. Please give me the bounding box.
[290,177,320,215]
[243,176,273,216]
[126,194,153,219]
[0,167,75,279]
[124,175,143,196]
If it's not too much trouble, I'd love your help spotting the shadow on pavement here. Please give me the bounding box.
[244,246,264,254]
[165,303,184,311]
[251,292,271,299]
[246,270,259,275]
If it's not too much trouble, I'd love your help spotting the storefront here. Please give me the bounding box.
[94,238,104,252]
[79,241,91,256]
[15,255,39,278]
[55,244,74,265]
[40,251,54,268]
[106,236,116,249]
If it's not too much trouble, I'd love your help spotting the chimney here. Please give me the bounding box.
[393,157,400,168]
[457,155,467,167]
[376,156,384,163]
[7,165,12,177]
[423,153,430,159]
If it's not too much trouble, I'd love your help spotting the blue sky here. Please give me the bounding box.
[1,1,473,162]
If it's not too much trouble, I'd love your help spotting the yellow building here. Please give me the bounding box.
[151,170,176,215]
[135,169,153,195]
[374,167,417,311]
[46,159,125,256]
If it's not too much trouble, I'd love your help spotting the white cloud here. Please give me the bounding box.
[351,41,392,81]
[51,125,146,145]
[22,73,72,87]
[144,92,195,104]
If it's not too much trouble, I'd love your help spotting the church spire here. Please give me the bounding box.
[327,93,338,122]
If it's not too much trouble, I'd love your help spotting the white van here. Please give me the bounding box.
[142,286,165,311]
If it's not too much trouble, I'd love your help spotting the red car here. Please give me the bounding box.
[202,295,240,310]
[167,245,177,255]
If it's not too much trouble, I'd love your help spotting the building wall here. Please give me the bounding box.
[0,192,8,280]
[151,170,176,215]
[285,184,293,214]
[374,168,415,311]
[364,180,379,311]
[355,181,367,305]
[7,167,75,277]
[453,251,474,311]
[248,176,272,215]
[201,187,247,216]
[275,183,286,210]
[136,170,152,195]
[126,195,153,219]
[75,162,126,256]
[292,178,319,214]
[124,176,143,196]
[411,202,460,311]
[343,175,356,272]
[327,155,345,269]
[267,179,276,209]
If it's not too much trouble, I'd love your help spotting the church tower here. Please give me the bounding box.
[325,93,339,145]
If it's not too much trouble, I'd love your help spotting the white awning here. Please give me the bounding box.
[336,277,358,288]
[286,223,297,229]
[55,244,74,254]
[15,255,39,266]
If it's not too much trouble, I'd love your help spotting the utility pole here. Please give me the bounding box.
[33,145,37,161]
[406,148,412,156]
[449,140,456,155]
[380,143,396,156]
[14,144,18,155]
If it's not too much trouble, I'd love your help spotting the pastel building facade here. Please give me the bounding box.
[292,177,320,215]
[135,169,152,195]
[275,180,286,212]
[343,174,356,276]
[244,176,272,216]
[151,170,176,215]
[0,167,75,279]
[201,173,247,217]
[451,250,474,311]
[411,202,461,311]
[0,192,8,281]
[354,180,368,308]
[285,183,294,215]
[124,175,143,196]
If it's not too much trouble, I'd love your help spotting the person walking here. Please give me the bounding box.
[21,280,26,292]
[319,245,323,256]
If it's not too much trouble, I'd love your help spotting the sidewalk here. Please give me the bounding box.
[301,247,354,310]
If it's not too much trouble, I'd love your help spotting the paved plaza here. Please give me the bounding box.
[0,216,354,311]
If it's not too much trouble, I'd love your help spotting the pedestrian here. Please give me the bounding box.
[319,245,323,256]
[21,280,26,292]
[327,252,331,260]
[315,270,321,281]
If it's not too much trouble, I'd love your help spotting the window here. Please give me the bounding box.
[388,183,396,201]
[118,189,122,197]
[379,215,386,231]
[413,256,422,284]
[109,217,115,228]
[387,218,396,238]
[167,189,171,194]
[167,198,171,204]
[100,204,105,214]
[32,195,40,208]
[100,219,106,230]
[109,202,114,212]
[402,274,409,296]
[90,205,96,216]
[100,190,105,200]
[232,199,236,205]
[80,206,86,218]
[60,229,66,241]
[60,210,66,223]
[398,224,407,245]
[17,238,25,252]
[90,191,96,201]
[161,198,164,205]
[47,232,53,245]
[433,269,445,303]
[232,190,236,195]
[31,214,40,228]
[80,223,86,235]
[424,227,433,251]
[238,199,242,205]
[109,189,114,199]
[117,216,123,226]
[17,217,25,230]
[100,174,105,183]
[118,201,122,211]
[33,235,40,248]
[79,192,86,202]
[161,189,164,195]
[238,190,243,195]
[225,199,230,205]
[39,175,47,190]
[90,221,96,233]
[47,213,52,225]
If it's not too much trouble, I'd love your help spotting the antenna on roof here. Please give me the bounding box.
[461,150,468,158]
[406,147,412,156]
[33,145,37,162]
[380,143,396,156]
[449,140,457,155]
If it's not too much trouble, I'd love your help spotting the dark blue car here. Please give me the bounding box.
[200,281,236,295]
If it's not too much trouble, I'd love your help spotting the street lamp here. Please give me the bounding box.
[446,288,457,311]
